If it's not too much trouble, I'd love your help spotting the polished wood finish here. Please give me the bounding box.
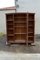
[6,13,35,44]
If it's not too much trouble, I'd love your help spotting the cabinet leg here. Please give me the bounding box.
[26,43,29,46]
[6,41,11,46]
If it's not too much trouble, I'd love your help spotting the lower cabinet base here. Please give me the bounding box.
[6,40,34,46]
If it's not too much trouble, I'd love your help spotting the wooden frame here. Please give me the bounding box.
[6,13,35,45]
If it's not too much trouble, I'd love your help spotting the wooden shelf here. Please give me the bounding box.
[28,26,34,28]
[14,17,26,18]
[14,33,27,34]
[28,25,33,26]
[28,32,33,33]
[14,21,26,23]
[7,20,13,21]
[14,22,26,23]
[7,24,13,25]
[8,28,13,30]
[8,34,14,36]
[28,20,34,22]
[28,36,33,37]
[14,26,26,27]
[27,41,33,43]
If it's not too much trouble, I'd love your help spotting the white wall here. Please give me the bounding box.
[0,10,15,34]
[16,0,40,34]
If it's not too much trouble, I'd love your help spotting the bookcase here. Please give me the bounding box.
[6,13,35,45]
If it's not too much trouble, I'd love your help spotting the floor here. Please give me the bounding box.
[0,35,40,53]
[0,53,40,60]
[0,35,40,59]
